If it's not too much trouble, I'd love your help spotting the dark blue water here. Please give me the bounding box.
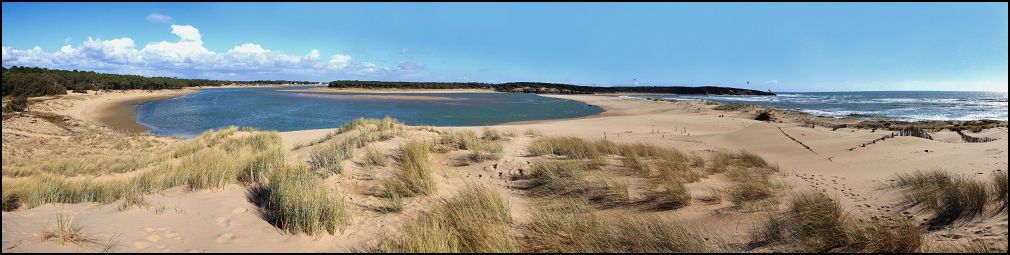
[628,91,1007,121]
[136,86,603,137]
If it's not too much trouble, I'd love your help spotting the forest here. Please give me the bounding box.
[1,65,773,99]
[327,80,775,95]
[1,66,317,98]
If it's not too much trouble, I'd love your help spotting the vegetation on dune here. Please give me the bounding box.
[435,128,505,163]
[524,197,723,252]
[308,117,402,174]
[361,146,389,168]
[1,127,286,211]
[39,211,94,246]
[885,169,990,228]
[256,166,350,235]
[750,192,922,253]
[383,140,438,198]
[378,183,515,252]
[991,171,1007,215]
[2,96,28,113]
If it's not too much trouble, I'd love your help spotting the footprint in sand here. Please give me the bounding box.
[215,217,231,227]
[163,230,183,241]
[232,208,248,214]
[215,233,237,244]
[146,235,162,243]
[133,241,150,250]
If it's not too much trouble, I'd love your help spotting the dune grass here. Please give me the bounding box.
[256,165,350,235]
[467,141,504,163]
[40,212,94,246]
[524,129,543,137]
[1,127,287,211]
[384,140,437,197]
[922,239,1009,253]
[992,171,1007,215]
[886,169,990,228]
[378,183,515,252]
[361,146,389,168]
[524,197,722,252]
[437,130,481,151]
[519,159,635,208]
[646,176,692,209]
[724,168,780,208]
[308,119,403,174]
[527,136,605,160]
[481,127,507,141]
[750,192,922,253]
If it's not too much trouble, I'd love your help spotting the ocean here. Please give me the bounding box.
[627,91,1008,121]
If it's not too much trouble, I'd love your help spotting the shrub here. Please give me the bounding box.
[2,96,29,113]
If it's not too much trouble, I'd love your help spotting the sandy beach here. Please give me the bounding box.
[2,89,1007,253]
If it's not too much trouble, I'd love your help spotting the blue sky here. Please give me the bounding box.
[2,2,1007,92]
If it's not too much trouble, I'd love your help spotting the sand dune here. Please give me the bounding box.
[2,90,1006,253]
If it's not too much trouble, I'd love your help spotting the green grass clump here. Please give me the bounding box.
[438,130,481,150]
[379,183,515,252]
[467,141,504,163]
[261,166,350,235]
[2,128,287,211]
[40,212,94,246]
[992,171,1007,215]
[524,129,543,137]
[708,150,771,173]
[308,121,402,174]
[525,197,721,252]
[520,159,633,208]
[385,140,437,197]
[361,146,389,168]
[886,169,990,228]
[481,127,507,141]
[724,168,780,208]
[527,136,604,160]
[750,192,923,253]
[646,177,692,209]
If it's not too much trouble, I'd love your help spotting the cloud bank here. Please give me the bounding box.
[1,24,424,80]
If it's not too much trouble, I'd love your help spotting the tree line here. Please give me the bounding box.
[327,80,774,95]
[1,66,318,98]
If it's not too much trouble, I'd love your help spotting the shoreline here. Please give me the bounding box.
[56,88,1007,137]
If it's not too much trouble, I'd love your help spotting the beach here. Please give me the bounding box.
[2,89,1007,253]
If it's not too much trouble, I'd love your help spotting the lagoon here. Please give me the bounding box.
[137,86,603,137]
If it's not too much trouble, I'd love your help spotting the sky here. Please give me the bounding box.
[2,2,1007,92]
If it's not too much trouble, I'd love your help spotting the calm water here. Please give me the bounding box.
[628,91,1008,121]
[137,86,603,137]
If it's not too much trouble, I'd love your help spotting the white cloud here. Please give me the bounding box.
[1,24,424,80]
[146,12,174,24]
[765,80,779,84]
